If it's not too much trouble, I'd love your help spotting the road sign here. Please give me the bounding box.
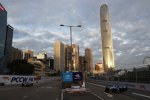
[73,72,83,82]
[62,72,73,82]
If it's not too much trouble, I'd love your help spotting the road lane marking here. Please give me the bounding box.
[86,82,105,88]
[41,87,52,89]
[90,91,104,100]
[132,93,150,99]
[23,96,27,98]
[46,87,52,88]
[0,87,21,91]
[103,92,113,97]
[61,90,64,100]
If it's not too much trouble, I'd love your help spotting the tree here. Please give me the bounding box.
[7,60,34,75]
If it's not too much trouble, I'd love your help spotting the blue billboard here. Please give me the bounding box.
[62,72,73,82]
[73,72,83,82]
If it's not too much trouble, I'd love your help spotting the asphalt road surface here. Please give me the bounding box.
[0,80,61,100]
[1,79,150,100]
[86,82,150,100]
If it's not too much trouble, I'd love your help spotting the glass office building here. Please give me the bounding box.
[0,3,7,58]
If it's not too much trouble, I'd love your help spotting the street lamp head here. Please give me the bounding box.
[77,25,82,27]
[60,24,64,26]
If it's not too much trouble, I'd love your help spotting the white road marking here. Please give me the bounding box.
[23,96,27,98]
[46,87,52,88]
[86,82,105,88]
[61,90,64,100]
[90,91,104,100]
[0,87,21,91]
[132,93,150,99]
[104,92,113,97]
[41,87,52,89]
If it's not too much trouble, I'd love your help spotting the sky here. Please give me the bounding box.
[1,0,150,69]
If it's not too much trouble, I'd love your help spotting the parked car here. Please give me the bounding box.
[105,84,128,93]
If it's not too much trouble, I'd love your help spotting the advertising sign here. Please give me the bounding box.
[73,72,83,82]
[0,75,36,84]
[62,72,73,82]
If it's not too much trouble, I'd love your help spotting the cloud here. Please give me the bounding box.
[1,0,150,68]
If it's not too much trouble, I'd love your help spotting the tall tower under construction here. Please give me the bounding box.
[100,4,115,72]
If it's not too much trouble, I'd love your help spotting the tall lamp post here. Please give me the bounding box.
[60,24,81,71]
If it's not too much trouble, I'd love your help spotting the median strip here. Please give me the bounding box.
[132,93,150,99]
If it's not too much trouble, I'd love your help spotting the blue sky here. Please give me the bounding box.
[1,0,150,69]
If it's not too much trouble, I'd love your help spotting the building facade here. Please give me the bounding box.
[28,58,45,76]
[37,53,47,60]
[95,63,104,73]
[4,25,13,64]
[10,47,23,62]
[65,44,79,71]
[85,48,93,72]
[100,4,115,72]
[0,3,7,58]
[54,41,65,72]
[72,44,79,71]
[23,50,33,60]
[79,56,85,72]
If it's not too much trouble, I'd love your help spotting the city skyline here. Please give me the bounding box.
[1,0,150,68]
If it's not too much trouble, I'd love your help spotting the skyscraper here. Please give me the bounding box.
[65,44,70,71]
[0,3,7,58]
[4,25,13,55]
[85,48,93,72]
[65,44,79,71]
[54,41,65,72]
[100,4,115,72]
[0,3,7,73]
[72,44,79,71]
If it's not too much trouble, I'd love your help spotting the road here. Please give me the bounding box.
[0,79,150,100]
[0,80,61,100]
[86,82,150,100]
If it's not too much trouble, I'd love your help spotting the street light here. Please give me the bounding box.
[60,24,81,71]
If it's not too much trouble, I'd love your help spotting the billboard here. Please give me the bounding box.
[73,72,83,82]
[62,72,73,82]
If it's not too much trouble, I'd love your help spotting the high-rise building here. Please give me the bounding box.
[54,41,65,72]
[79,56,85,72]
[0,3,7,58]
[4,25,13,65]
[65,44,70,71]
[65,44,79,71]
[100,4,115,72]
[4,25,13,55]
[72,44,79,71]
[85,48,93,72]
